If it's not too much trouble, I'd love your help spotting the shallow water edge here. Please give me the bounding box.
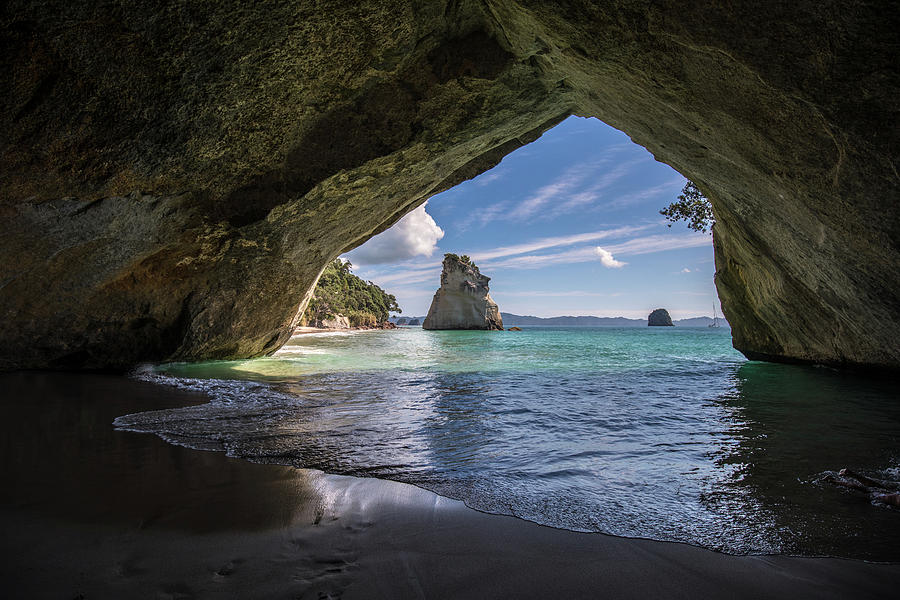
[113,328,900,560]
[2,371,899,600]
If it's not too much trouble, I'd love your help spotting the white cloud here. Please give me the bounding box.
[680,268,692,273]
[346,203,445,266]
[595,247,626,268]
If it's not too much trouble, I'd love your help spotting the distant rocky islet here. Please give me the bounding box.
[648,308,674,327]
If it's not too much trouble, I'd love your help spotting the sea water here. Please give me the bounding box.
[115,327,900,559]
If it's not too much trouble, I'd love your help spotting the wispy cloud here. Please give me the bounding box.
[471,225,652,261]
[505,156,672,221]
[459,145,643,228]
[383,287,436,298]
[355,230,710,291]
[556,159,642,213]
[483,232,711,270]
[602,233,710,256]
[508,161,609,220]
[473,200,513,228]
[501,290,624,298]
[358,266,441,287]
[484,247,599,269]
[475,170,505,186]
[353,227,645,287]
[599,177,685,211]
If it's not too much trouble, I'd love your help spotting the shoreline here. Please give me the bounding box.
[2,371,898,599]
[291,324,397,336]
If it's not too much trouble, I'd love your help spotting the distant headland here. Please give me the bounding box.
[392,312,729,328]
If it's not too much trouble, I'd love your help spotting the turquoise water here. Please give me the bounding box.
[163,326,739,376]
[117,327,900,558]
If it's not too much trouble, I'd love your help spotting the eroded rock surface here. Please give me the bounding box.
[423,255,503,331]
[315,316,350,330]
[1,1,897,370]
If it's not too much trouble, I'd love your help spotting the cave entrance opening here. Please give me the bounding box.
[342,116,724,328]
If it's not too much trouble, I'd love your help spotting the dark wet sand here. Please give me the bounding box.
[1,372,897,599]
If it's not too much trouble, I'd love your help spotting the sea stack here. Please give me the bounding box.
[648,308,674,326]
[423,254,503,330]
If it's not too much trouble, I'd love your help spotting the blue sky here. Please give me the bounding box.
[345,116,720,319]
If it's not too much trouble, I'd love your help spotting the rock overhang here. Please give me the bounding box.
[0,1,897,371]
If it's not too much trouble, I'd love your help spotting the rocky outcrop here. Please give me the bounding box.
[316,315,350,330]
[423,256,503,331]
[407,319,421,327]
[1,2,897,370]
[648,309,674,327]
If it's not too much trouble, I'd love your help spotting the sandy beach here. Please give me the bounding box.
[1,371,897,599]
[292,326,341,335]
[290,326,394,336]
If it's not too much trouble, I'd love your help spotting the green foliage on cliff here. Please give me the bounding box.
[348,311,378,327]
[304,260,400,325]
[660,181,715,233]
[445,252,477,269]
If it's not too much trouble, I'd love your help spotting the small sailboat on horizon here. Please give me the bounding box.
[709,304,720,328]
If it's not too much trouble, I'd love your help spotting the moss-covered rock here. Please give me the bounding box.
[1,1,897,370]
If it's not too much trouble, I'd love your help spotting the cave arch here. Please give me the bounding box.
[1,1,897,370]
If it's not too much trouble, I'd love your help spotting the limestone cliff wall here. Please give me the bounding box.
[423,256,503,331]
[1,1,897,370]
